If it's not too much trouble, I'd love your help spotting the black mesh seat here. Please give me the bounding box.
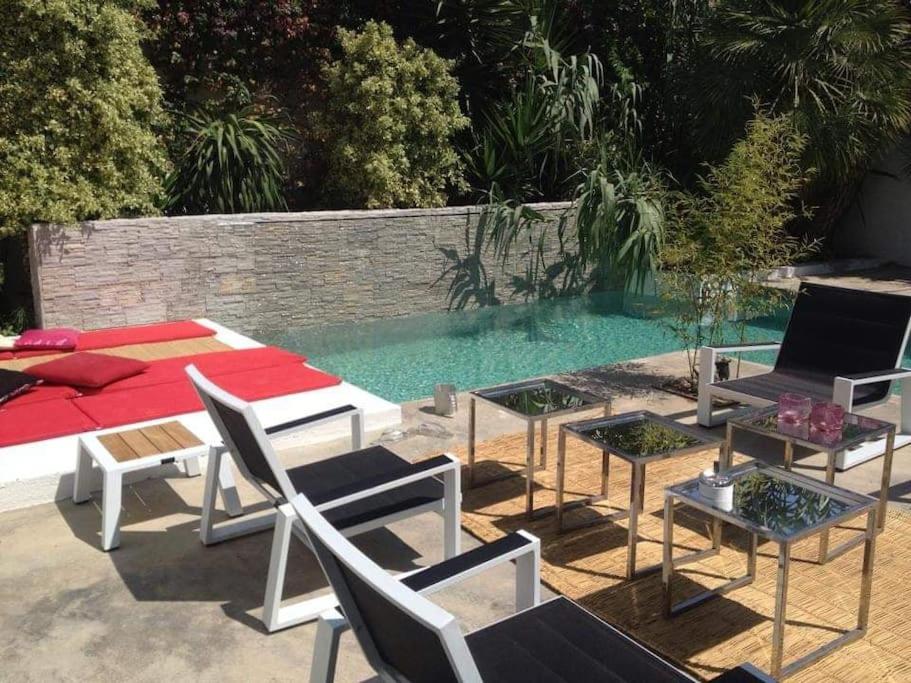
[466,597,691,682]
[287,445,443,530]
[715,369,886,407]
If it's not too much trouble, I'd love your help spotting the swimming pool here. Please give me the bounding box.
[253,291,804,403]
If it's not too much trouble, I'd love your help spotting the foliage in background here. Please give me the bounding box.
[144,0,346,207]
[0,0,170,331]
[467,22,605,202]
[144,1,339,107]
[584,0,713,180]
[164,104,295,215]
[691,0,911,235]
[459,2,671,302]
[0,0,169,238]
[659,112,815,382]
[321,21,469,208]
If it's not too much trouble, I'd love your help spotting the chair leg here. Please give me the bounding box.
[442,463,461,559]
[216,451,244,518]
[73,441,94,504]
[515,537,541,611]
[263,504,295,632]
[310,610,348,683]
[697,346,716,427]
[101,470,123,551]
[200,446,223,545]
[183,455,201,477]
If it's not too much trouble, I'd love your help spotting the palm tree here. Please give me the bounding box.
[691,0,911,233]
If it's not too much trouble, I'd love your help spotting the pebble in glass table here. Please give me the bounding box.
[725,405,895,561]
[467,379,610,518]
[557,410,724,579]
[662,461,878,680]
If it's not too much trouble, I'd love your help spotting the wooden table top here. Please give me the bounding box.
[97,421,204,462]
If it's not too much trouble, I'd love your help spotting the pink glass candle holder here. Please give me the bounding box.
[778,393,811,425]
[810,402,845,433]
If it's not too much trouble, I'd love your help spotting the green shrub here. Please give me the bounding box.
[660,112,815,381]
[692,0,911,187]
[164,104,294,215]
[0,0,169,237]
[322,21,469,209]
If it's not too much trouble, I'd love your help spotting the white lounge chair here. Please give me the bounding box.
[290,491,773,683]
[698,282,911,468]
[187,364,461,632]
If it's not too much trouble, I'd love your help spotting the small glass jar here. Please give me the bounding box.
[778,393,811,424]
[810,401,845,433]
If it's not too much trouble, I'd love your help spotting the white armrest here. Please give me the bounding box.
[265,404,365,450]
[835,368,911,385]
[704,342,781,354]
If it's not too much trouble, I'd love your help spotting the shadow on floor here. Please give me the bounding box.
[54,479,430,633]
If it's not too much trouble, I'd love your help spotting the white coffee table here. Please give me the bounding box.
[73,420,206,550]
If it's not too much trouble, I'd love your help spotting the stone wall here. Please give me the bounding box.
[29,203,574,333]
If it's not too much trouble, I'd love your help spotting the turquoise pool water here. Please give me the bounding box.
[254,291,798,403]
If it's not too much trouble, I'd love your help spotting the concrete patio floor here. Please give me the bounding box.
[1,350,909,681]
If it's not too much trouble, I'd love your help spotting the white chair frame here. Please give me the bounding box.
[187,365,462,632]
[289,493,541,683]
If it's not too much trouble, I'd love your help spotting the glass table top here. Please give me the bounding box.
[671,463,873,540]
[475,380,602,417]
[732,406,892,451]
[571,413,706,459]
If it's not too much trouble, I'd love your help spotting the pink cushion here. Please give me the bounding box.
[0,400,99,447]
[27,353,149,388]
[14,328,79,351]
[77,321,215,351]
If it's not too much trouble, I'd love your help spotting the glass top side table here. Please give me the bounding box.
[558,410,723,579]
[726,406,895,560]
[468,379,611,518]
[663,461,877,680]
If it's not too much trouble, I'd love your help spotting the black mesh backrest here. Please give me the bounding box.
[776,283,911,401]
[207,392,284,496]
[307,527,458,682]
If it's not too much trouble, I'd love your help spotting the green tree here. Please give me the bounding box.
[0,0,169,237]
[660,112,814,383]
[691,0,911,233]
[322,21,469,208]
[164,104,295,215]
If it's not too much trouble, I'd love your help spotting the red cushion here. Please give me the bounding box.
[214,364,341,401]
[3,384,79,407]
[74,364,340,429]
[73,381,203,428]
[27,353,149,388]
[0,400,99,447]
[82,347,306,394]
[77,321,215,351]
[14,328,79,351]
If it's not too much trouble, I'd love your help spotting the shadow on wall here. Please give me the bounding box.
[434,208,593,311]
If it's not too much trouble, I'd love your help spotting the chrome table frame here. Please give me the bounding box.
[662,462,878,680]
[557,410,723,580]
[467,378,610,519]
[726,406,895,562]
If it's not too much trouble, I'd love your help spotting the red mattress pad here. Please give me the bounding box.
[0,400,99,447]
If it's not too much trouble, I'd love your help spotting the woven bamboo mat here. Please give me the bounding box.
[0,337,230,372]
[454,432,911,682]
